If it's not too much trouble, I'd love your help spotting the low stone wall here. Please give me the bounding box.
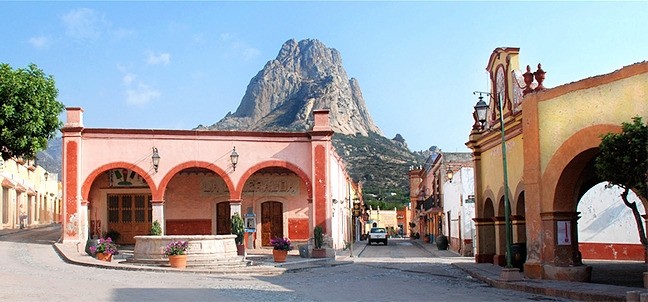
[131,235,241,266]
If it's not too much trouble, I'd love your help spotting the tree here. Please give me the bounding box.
[0,63,64,160]
[595,116,648,258]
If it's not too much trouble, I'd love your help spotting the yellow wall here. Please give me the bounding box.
[479,133,524,209]
[538,72,648,173]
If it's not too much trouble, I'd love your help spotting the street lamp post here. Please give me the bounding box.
[474,91,514,269]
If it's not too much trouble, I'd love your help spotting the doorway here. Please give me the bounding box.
[261,201,283,246]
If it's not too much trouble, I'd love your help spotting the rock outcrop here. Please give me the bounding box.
[203,39,382,136]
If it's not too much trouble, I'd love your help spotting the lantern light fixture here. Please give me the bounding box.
[446,167,454,183]
[230,146,239,171]
[152,147,160,173]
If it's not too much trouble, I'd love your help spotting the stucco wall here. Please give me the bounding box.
[538,72,648,174]
[478,134,524,215]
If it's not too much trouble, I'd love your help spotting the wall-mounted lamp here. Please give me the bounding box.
[446,167,454,183]
[44,171,49,181]
[152,147,160,173]
[230,146,239,171]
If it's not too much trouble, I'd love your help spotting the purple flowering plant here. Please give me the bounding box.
[89,237,119,255]
[270,237,293,251]
[164,240,189,256]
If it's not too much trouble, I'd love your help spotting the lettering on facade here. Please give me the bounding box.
[200,175,300,196]
[489,140,516,158]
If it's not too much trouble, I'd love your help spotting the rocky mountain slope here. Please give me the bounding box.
[201,39,426,202]
[198,39,381,137]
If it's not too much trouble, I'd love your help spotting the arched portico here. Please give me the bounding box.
[61,108,355,254]
[469,48,647,282]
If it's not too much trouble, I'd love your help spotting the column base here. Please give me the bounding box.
[523,262,543,279]
[499,267,523,281]
[542,264,592,282]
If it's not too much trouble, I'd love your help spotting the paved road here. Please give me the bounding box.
[0,226,569,301]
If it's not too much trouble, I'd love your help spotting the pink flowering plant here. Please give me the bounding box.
[270,237,293,251]
[164,240,189,256]
[89,237,119,256]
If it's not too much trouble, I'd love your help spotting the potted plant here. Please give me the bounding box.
[164,240,190,269]
[423,234,431,243]
[89,237,119,262]
[311,225,326,258]
[150,220,162,235]
[231,214,245,256]
[270,237,292,263]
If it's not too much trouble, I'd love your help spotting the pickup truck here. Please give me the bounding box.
[367,227,388,245]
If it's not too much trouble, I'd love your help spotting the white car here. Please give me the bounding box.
[368,227,388,245]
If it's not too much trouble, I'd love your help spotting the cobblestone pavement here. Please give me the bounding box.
[0,225,571,301]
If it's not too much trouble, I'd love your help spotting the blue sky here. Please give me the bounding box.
[1,2,647,153]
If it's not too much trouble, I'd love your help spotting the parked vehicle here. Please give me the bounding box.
[368,227,388,245]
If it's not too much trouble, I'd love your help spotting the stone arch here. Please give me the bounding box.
[480,188,496,217]
[543,124,621,212]
[81,162,156,201]
[513,182,525,215]
[234,160,312,201]
[158,161,235,201]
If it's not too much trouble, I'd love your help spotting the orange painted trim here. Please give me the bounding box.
[542,124,621,211]
[81,162,157,201]
[579,242,645,261]
[531,61,648,102]
[81,127,312,139]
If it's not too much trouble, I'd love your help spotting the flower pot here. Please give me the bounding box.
[96,252,112,262]
[273,249,288,263]
[168,254,188,269]
[311,248,327,258]
[236,244,245,256]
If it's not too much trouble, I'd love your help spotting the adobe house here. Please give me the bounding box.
[467,48,648,282]
[60,107,359,253]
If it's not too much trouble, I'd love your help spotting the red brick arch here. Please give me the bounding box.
[81,162,156,201]
[157,161,234,201]
[233,160,312,201]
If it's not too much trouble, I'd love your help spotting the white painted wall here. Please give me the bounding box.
[578,183,645,244]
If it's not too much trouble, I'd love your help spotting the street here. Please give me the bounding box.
[0,226,568,301]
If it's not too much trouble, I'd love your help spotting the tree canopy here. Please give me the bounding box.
[595,116,648,200]
[595,116,648,250]
[0,63,64,160]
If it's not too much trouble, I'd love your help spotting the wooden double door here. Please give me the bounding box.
[261,201,283,246]
[107,194,152,244]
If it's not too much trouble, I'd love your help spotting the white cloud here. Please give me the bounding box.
[146,51,171,65]
[28,36,50,49]
[243,47,260,61]
[126,83,160,106]
[220,32,260,61]
[62,8,109,42]
[122,73,136,85]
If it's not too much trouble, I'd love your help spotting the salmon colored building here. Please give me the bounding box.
[61,108,359,254]
[467,48,648,282]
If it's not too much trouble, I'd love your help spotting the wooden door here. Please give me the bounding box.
[261,201,283,246]
[107,194,152,244]
[216,202,231,235]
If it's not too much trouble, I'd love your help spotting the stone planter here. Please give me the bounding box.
[130,235,239,267]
